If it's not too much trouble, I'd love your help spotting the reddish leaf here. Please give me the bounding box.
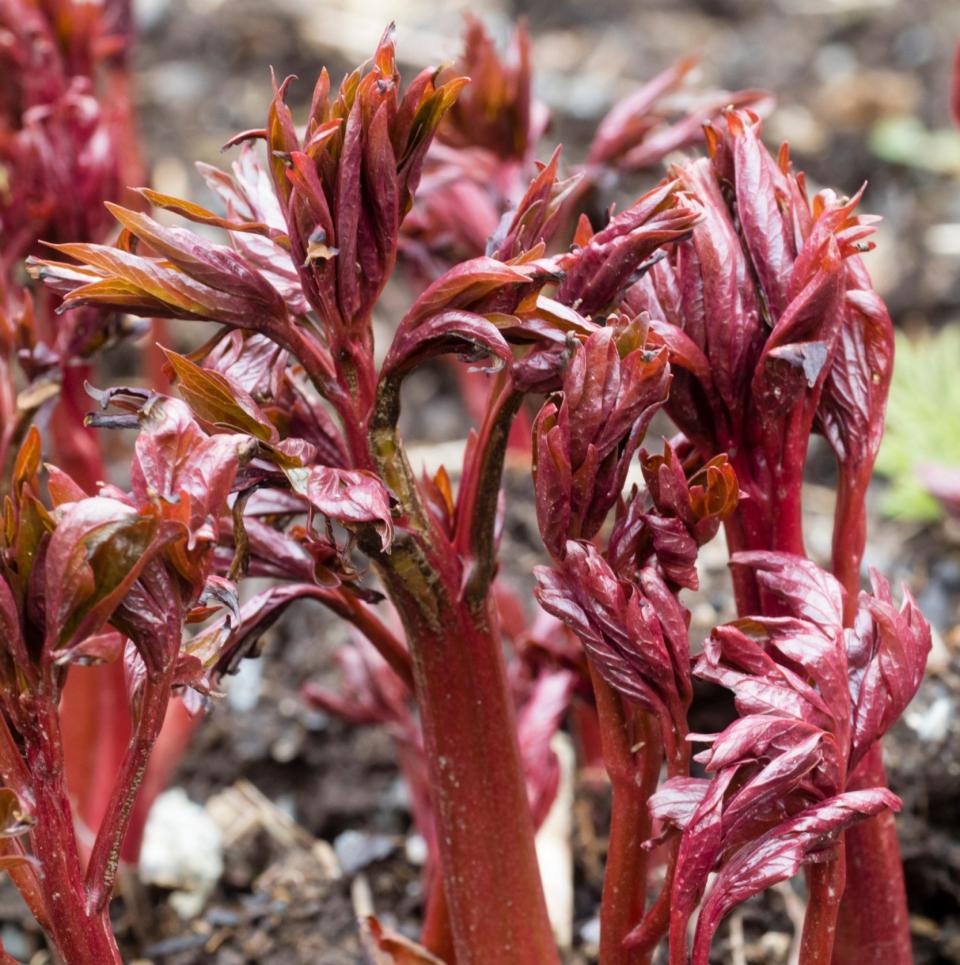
[532,324,670,558]
[535,542,688,762]
[284,465,394,550]
[690,790,899,965]
[162,349,277,442]
[43,497,173,653]
[556,179,698,316]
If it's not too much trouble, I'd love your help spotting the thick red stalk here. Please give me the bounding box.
[800,844,846,965]
[724,452,780,615]
[24,706,121,964]
[722,513,762,616]
[591,667,661,965]
[831,470,868,627]
[770,462,806,557]
[376,561,558,963]
[335,330,379,442]
[368,375,557,963]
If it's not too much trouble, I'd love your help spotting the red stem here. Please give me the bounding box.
[314,588,414,691]
[831,745,911,964]
[800,843,846,965]
[24,705,121,964]
[829,469,910,964]
[619,835,678,961]
[421,864,456,964]
[722,513,762,616]
[769,427,808,558]
[377,562,558,964]
[624,742,689,961]
[590,668,661,965]
[61,663,131,863]
[85,671,172,913]
[121,696,197,863]
[50,365,105,495]
[831,470,867,626]
[348,328,555,961]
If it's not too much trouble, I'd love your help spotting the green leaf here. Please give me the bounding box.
[875,327,960,520]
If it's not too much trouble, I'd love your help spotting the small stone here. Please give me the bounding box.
[140,788,224,918]
[578,916,601,949]
[906,692,953,743]
[333,830,395,876]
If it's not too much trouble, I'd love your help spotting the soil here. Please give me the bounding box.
[6,0,960,962]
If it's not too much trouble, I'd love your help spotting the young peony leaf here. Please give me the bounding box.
[516,668,575,827]
[730,551,844,631]
[532,324,670,558]
[43,497,175,653]
[285,465,394,551]
[487,148,580,261]
[696,622,836,730]
[104,203,287,316]
[556,179,698,316]
[847,572,931,770]
[380,310,513,382]
[436,16,540,162]
[586,56,772,173]
[638,514,699,590]
[162,349,277,442]
[130,395,249,541]
[625,110,887,573]
[816,276,893,487]
[0,576,26,679]
[30,241,285,329]
[659,551,930,961]
[405,257,535,327]
[110,560,186,675]
[647,776,710,836]
[259,25,468,332]
[45,464,88,505]
[690,789,900,965]
[606,444,737,586]
[535,541,689,761]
